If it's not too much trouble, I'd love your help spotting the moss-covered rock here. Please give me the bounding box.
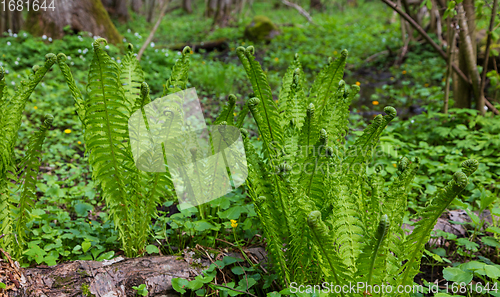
[244,16,280,42]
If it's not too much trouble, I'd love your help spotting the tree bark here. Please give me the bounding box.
[2,255,208,297]
[102,0,130,22]
[183,0,193,13]
[24,0,122,45]
[453,0,482,110]
[131,0,143,13]
[0,9,23,34]
[310,0,322,11]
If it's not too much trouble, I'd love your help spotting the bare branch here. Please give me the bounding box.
[137,0,172,61]
[281,0,316,25]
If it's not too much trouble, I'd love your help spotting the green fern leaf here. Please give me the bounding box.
[398,159,478,286]
[356,214,390,286]
[307,211,350,290]
[237,46,283,147]
[163,47,191,95]
[86,38,134,254]
[121,44,145,110]
[214,94,236,126]
[57,53,86,124]
[309,50,348,114]
[15,115,53,251]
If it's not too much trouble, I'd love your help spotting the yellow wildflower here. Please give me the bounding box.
[78,141,82,144]
[372,101,379,105]
[274,57,279,62]
[64,129,71,134]
[233,112,237,116]
[355,81,361,86]
[230,219,238,228]
[202,61,205,64]
[393,163,397,168]
[242,42,245,45]
[334,51,338,55]
[34,106,38,110]
[424,83,429,87]
[402,70,407,74]
[390,77,394,80]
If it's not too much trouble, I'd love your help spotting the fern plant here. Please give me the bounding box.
[1,40,195,259]
[55,40,193,257]
[234,45,479,295]
[0,55,56,257]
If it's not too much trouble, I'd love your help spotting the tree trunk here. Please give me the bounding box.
[213,0,232,26]
[24,0,122,44]
[0,9,23,34]
[102,0,130,22]
[205,0,218,17]
[147,0,157,22]
[131,0,143,13]
[183,0,193,13]
[452,0,476,109]
[310,0,322,10]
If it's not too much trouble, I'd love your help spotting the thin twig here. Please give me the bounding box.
[480,0,498,113]
[280,0,316,25]
[444,18,456,113]
[381,0,468,83]
[137,0,171,61]
[215,237,236,247]
[457,3,484,114]
[382,0,497,112]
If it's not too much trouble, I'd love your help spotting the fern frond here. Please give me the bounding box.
[15,115,53,252]
[121,44,145,110]
[255,196,290,286]
[57,53,86,124]
[279,54,306,130]
[237,46,283,147]
[214,94,236,126]
[307,211,350,291]
[298,103,319,158]
[0,54,56,174]
[133,82,152,114]
[286,189,320,283]
[326,175,365,270]
[309,50,348,114]
[344,106,397,167]
[163,46,191,95]
[298,129,330,208]
[240,129,278,216]
[235,102,249,128]
[356,214,390,286]
[0,66,7,131]
[86,38,134,255]
[398,159,478,286]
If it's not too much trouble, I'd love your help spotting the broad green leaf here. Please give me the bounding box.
[443,267,473,283]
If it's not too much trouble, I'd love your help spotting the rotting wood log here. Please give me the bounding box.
[1,255,209,297]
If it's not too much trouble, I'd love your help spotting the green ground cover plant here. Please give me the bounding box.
[0,1,499,295]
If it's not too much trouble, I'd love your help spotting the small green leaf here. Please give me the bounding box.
[457,238,479,251]
[82,241,91,253]
[96,251,115,261]
[443,267,473,283]
[145,245,159,254]
[231,266,245,275]
[482,236,500,248]
[172,278,190,293]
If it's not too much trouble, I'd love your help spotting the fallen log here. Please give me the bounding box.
[1,254,209,297]
[168,38,229,53]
